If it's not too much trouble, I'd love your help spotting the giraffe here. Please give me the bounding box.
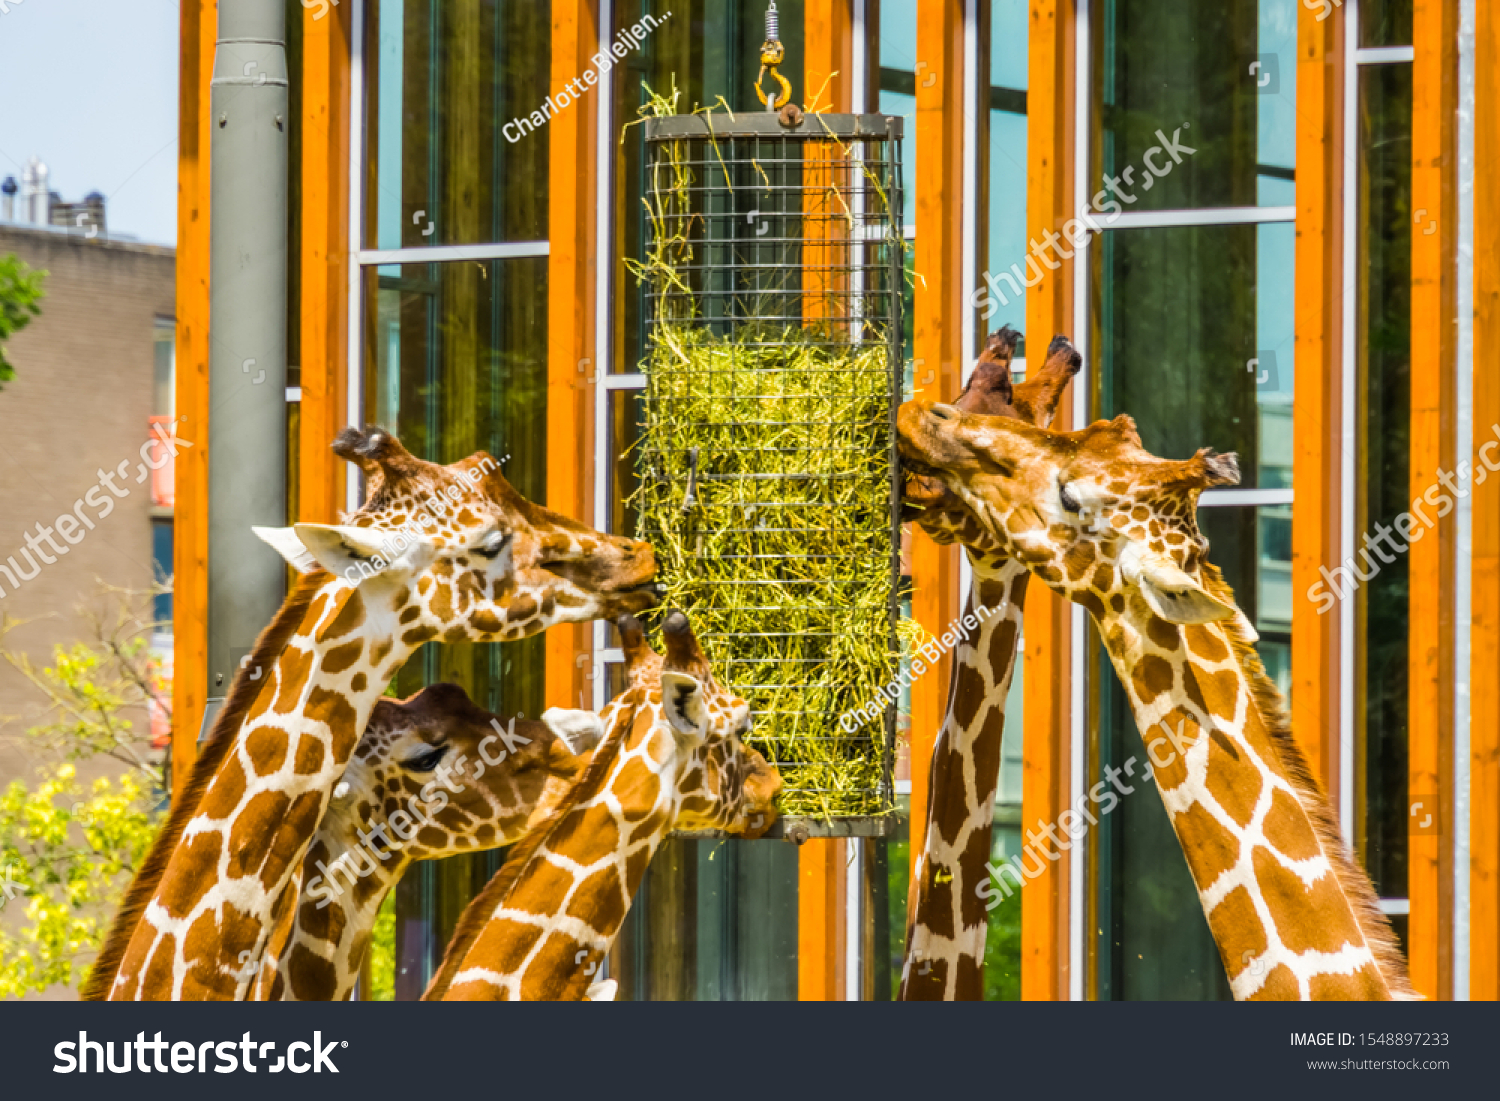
[898,328,1081,1000]
[421,610,782,1001]
[91,426,660,1000]
[896,404,1417,1000]
[251,682,605,1001]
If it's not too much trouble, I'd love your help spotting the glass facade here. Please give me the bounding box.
[1355,42,1414,947]
[366,0,550,248]
[1093,0,1297,211]
[347,0,1419,1001]
[1088,0,1297,1001]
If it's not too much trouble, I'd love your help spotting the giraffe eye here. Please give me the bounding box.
[474,531,510,559]
[1060,483,1082,513]
[403,743,447,772]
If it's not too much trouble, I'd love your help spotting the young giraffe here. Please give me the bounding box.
[93,426,659,1000]
[251,683,605,1000]
[422,611,782,1001]
[899,329,1081,1000]
[897,404,1416,999]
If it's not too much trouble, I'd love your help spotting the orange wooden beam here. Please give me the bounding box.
[297,1,352,524]
[1290,0,1344,795]
[797,837,846,999]
[1472,0,1500,1003]
[1020,0,1074,1002]
[546,0,603,713]
[171,0,215,800]
[907,0,966,940]
[1409,0,1459,1002]
[796,0,857,1003]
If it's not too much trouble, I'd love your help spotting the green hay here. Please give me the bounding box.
[628,84,903,821]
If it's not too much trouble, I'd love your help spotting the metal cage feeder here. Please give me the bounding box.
[635,107,906,837]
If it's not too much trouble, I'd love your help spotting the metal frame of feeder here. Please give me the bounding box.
[638,110,905,838]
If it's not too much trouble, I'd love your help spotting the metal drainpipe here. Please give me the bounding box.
[201,0,289,737]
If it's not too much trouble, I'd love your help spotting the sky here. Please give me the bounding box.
[0,0,179,246]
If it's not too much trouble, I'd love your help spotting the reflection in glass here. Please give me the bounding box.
[1094,222,1295,488]
[367,0,550,249]
[611,838,800,1000]
[1356,62,1412,902]
[364,257,548,996]
[1359,0,1414,49]
[611,0,806,375]
[1092,0,1297,211]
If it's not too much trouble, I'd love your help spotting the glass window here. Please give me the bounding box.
[153,319,174,419]
[876,0,918,216]
[1355,61,1412,920]
[1095,222,1295,487]
[611,837,800,999]
[366,0,550,249]
[610,0,807,375]
[984,0,1029,337]
[1359,0,1414,49]
[151,518,173,625]
[363,255,549,995]
[1093,0,1297,212]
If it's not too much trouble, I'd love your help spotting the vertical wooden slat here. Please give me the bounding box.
[1020,0,1073,1002]
[797,1,855,1001]
[1410,0,1459,1002]
[1472,0,1500,1003]
[298,0,351,524]
[171,0,216,798]
[797,837,846,999]
[1291,0,1344,795]
[907,0,966,936]
[546,0,602,712]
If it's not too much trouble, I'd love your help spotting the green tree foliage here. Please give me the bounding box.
[0,588,168,997]
[0,253,46,389]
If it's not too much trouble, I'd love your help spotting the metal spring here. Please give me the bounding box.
[765,1,779,43]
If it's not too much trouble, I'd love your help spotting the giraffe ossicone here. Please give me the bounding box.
[94,426,660,1001]
[254,682,605,1001]
[424,610,782,1001]
[897,402,1416,1001]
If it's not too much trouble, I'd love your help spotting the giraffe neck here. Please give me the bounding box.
[432,695,674,1001]
[900,556,1027,1000]
[1099,600,1409,1000]
[110,581,411,1000]
[255,809,412,1001]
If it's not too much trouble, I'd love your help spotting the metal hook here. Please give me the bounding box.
[755,1,792,112]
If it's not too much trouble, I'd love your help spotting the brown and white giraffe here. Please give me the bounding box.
[251,682,605,1001]
[92,426,659,1000]
[897,404,1416,1000]
[898,329,1080,1000]
[422,611,782,1001]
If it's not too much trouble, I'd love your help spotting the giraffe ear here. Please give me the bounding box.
[292,522,434,586]
[660,671,707,735]
[541,707,607,756]
[1136,558,1236,625]
[585,979,618,1001]
[253,526,320,573]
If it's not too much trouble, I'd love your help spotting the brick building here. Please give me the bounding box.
[0,221,175,791]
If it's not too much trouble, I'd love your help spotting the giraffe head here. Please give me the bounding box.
[325,683,605,863]
[899,404,1241,628]
[904,330,1082,557]
[256,427,659,647]
[613,611,783,836]
[259,683,605,1001]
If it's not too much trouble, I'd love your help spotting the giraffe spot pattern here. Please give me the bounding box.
[1208,884,1269,979]
[1250,846,1363,955]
